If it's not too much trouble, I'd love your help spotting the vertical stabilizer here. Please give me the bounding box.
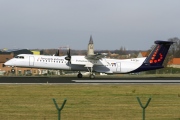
[132,40,174,73]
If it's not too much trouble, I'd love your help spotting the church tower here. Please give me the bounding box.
[87,35,94,55]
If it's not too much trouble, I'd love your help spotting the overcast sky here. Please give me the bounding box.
[0,0,180,50]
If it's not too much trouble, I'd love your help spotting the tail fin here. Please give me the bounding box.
[144,40,173,66]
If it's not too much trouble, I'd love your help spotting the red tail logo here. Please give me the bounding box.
[149,45,164,64]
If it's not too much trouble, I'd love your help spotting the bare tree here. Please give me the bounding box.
[168,37,180,57]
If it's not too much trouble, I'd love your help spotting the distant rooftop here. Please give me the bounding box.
[0,48,26,52]
[168,58,180,65]
[0,49,33,56]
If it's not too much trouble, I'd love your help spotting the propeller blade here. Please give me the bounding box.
[68,48,71,58]
[65,48,71,61]
[56,50,59,56]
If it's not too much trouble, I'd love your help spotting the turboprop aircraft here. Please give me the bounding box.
[4,40,173,79]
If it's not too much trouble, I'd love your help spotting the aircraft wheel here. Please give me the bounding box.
[90,74,95,79]
[11,69,15,74]
[77,73,83,78]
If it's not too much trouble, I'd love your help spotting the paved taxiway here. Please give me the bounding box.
[0,76,180,84]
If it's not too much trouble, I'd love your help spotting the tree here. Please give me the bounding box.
[168,37,180,57]
[119,46,126,55]
[161,37,180,67]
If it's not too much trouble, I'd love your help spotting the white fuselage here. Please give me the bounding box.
[4,54,146,74]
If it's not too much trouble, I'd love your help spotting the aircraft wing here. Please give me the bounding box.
[86,53,108,60]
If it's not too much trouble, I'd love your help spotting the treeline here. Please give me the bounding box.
[40,37,180,59]
[168,37,180,58]
[41,49,140,58]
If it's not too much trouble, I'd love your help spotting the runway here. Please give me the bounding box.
[0,76,180,84]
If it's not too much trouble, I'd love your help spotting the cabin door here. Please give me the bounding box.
[29,56,34,66]
[116,62,121,72]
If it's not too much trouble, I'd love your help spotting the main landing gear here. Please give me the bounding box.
[77,71,83,78]
[77,71,95,79]
[87,66,95,79]
[77,66,95,79]
[89,73,95,79]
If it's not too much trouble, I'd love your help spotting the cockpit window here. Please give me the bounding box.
[19,56,24,59]
[14,56,24,59]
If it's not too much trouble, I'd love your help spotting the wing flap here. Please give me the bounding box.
[86,53,107,60]
[84,63,93,67]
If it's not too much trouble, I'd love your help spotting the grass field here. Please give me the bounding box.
[0,84,180,120]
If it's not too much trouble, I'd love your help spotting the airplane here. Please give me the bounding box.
[4,40,173,79]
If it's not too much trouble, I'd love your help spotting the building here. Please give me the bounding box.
[0,49,33,56]
[0,53,13,64]
[87,35,94,56]
[137,51,148,58]
[109,53,119,58]
[167,58,180,68]
[31,50,41,55]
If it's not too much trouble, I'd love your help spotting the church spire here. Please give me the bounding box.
[87,35,94,55]
[89,35,93,44]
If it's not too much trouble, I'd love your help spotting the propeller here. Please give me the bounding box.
[54,49,59,56]
[65,48,71,63]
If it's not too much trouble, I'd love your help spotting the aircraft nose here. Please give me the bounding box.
[4,62,8,66]
[4,61,12,66]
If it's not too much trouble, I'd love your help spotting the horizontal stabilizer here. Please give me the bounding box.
[154,40,174,45]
